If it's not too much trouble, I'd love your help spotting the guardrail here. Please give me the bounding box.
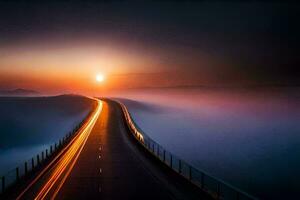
[0,103,97,195]
[117,101,257,200]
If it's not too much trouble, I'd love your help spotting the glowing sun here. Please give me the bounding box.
[96,74,105,82]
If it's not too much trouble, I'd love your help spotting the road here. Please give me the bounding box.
[12,99,210,200]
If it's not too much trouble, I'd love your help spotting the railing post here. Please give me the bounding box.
[2,176,5,193]
[179,160,182,174]
[42,151,44,161]
[157,145,159,156]
[163,150,166,162]
[46,149,48,158]
[50,145,53,154]
[170,155,173,168]
[25,162,28,174]
[37,154,40,165]
[55,143,57,150]
[152,143,154,153]
[16,167,19,181]
[189,166,192,180]
[31,158,34,169]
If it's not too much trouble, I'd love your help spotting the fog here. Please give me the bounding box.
[0,95,94,175]
[1,88,299,198]
[112,87,300,199]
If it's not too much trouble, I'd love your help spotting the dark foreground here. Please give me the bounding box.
[4,99,210,200]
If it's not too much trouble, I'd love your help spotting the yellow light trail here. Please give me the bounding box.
[36,99,102,199]
[16,99,102,200]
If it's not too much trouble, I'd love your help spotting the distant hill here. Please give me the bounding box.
[0,88,40,96]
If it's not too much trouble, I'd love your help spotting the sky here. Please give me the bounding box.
[0,1,299,94]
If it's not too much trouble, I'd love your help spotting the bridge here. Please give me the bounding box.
[0,98,255,200]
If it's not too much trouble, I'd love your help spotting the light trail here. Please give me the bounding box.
[35,100,102,200]
[16,99,102,200]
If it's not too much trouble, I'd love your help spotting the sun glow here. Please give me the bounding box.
[96,74,105,82]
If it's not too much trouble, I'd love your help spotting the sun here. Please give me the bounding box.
[96,74,105,82]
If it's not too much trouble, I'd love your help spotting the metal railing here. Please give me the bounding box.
[0,103,97,195]
[117,101,258,200]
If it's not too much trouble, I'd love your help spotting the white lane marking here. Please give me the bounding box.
[99,168,102,173]
[98,155,101,159]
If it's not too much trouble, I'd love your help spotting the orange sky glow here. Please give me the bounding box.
[0,42,174,95]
